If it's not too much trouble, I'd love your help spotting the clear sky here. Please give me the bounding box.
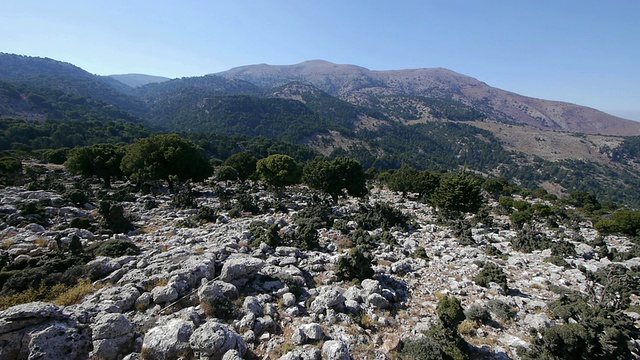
[1,0,638,121]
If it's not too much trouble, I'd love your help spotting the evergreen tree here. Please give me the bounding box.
[120,134,213,192]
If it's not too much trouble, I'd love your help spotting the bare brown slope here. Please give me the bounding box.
[218,61,640,136]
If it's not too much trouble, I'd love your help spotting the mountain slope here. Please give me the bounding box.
[218,60,640,136]
[0,53,147,116]
[108,74,171,88]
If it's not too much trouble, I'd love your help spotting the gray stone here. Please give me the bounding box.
[321,340,351,360]
[366,293,390,309]
[361,279,382,294]
[524,312,552,329]
[91,313,135,360]
[310,287,345,314]
[243,296,263,316]
[141,318,194,360]
[219,255,265,287]
[0,302,64,333]
[198,280,239,305]
[28,322,91,360]
[151,284,179,304]
[301,323,324,341]
[222,349,244,360]
[282,292,297,307]
[189,321,247,360]
[391,259,413,274]
[134,292,152,311]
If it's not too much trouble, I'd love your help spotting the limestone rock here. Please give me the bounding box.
[321,340,351,360]
[141,319,194,360]
[219,255,265,287]
[91,313,135,360]
[189,321,247,360]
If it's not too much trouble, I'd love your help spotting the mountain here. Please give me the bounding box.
[108,74,171,88]
[218,60,640,136]
[0,53,148,116]
[4,53,640,206]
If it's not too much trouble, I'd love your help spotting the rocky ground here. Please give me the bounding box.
[0,172,638,359]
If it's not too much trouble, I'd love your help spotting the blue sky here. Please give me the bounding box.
[1,0,638,121]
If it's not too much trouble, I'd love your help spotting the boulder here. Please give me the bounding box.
[0,302,90,360]
[189,321,247,360]
[27,322,91,360]
[243,296,263,317]
[91,313,135,360]
[151,284,179,304]
[310,287,345,314]
[321,340,351,360]
[142,318,194,360]
[366,293,390,309]
[219,255,265,287]
[198,280,239,305]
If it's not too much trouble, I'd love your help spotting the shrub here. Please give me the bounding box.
[424,322,469,360]
[354,202,409,230]
[171,188,198,209]
[511,227,552,253]
[437,295,465,329]
[397,337,444,360]
[510,210,533,229]
[465,304,491,323]
[201,296,238,320]
[474,262,509,293]
[413,246,429,260]
[194,206,218,223]
[90,239,141,257]
[64,189,91,207]
[487,299,516,322]
[98,201,134,233]
[336,248,375,282]
[68,217,93,230]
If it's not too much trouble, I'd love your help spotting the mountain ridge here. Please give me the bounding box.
[217,60,640,136]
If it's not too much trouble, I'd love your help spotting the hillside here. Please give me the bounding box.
[0,53,148,116]
[0,166,639,359]
[3,53,640,206]
[218,60,640,136]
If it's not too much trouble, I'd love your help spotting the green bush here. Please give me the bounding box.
[465,304,491,323]
[511,227,552,253]
[424,322,469,360]
[397,337,444,360]
[487,299,516,322]
[336,248,375,282]
[474,262,508,293]
[98,201,134,233]
[90,239,141,257]
[354,202,409,230]
[437,295,465,329]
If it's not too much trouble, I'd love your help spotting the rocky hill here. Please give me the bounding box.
[218,60,640,136]
[0,164,638,359]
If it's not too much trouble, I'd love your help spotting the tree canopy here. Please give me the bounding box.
[256,154,301,198]
[303,156,367,202]
[120,134,213,192]
[431,172,484,215]
[65,143,126,188]
[223,151,257,181]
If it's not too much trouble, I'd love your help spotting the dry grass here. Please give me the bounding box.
[55,279,97,306]
[0,278,99,311]
[0,239,16,250]
[145,278,169,292]
[34,237,49,248]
